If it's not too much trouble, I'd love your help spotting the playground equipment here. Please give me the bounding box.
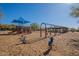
[11,17,31,34]
[40,23,69,38]
[40,23,54,38]
[12,26,32,34]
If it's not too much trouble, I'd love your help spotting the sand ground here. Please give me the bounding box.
[0,31,79,56]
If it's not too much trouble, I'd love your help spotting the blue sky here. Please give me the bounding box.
[0,3,79,28]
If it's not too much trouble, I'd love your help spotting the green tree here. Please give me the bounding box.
[70,5,79,31]
[70,6,79,18]
[31,23,39,31]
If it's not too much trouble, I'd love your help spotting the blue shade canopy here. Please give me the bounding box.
[12,17,30,24]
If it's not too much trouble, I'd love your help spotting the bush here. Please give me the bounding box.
[30,23,40,31]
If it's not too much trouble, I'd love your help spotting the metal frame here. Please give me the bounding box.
[40,23,68,38]
[40,23,55,38]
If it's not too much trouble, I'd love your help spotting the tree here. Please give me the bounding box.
[70,5,79,30]
[0,8,3,23]
[0,8,3,30]
[70,6,79,18]
[30,23,39,31]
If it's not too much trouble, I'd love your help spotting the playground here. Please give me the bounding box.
[0,8,79,56]
[0,31,79,56]
[0,16,79,56]
[1,3,79,56]
[0,21,79,56]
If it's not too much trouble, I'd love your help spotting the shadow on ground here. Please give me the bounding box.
[43,46,52,56]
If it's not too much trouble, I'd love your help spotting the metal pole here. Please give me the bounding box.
[45,24,47,38]
[40,24,42,37]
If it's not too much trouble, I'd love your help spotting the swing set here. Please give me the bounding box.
[40,23,68,38]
